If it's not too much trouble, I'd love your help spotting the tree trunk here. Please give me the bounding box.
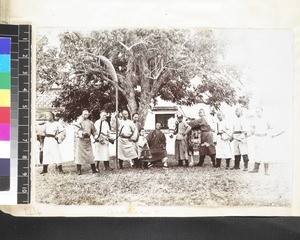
[138,102,151,127]
[137,93,152,127]
[126,90,138,117]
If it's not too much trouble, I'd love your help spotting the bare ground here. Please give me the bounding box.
[35,156,292,207]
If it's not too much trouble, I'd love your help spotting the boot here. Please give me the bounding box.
[226,159,230,169]
[211,154,216,167]
[119,159,123,169]
[231,155,241,170]
[133,158,142,169]
[39,151,43,164]
[58,164,64,174]
[197,156,205,167]
[178,160,183,166]
[242,155,249,171]
[249,162,260,173]
[104,161,113,171]
[185,160,189,167]
[264,163,269,175]
[96,161,100,171]
[136,159,142,168]
[143,162,148,169]
[91,163,99,173]
[243,161,249,171]
[77,164,82,175]
[130,159,136,168]
[40,164,48,174]
[216,158,221,168]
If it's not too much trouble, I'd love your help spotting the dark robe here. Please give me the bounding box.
[189,117,216,156]
[146,130,167,162]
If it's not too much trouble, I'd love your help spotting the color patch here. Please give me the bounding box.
[0,38,11,54]
[0,89,10,106]
[0,158,10,176]
[0,123,10,140]
[0,55,10,72]
[0,36,12,193]
[0,107,10,123]
[0,107,10,124]
[0,141,10,158]
[0,72,10,89]
[0,176,10,191]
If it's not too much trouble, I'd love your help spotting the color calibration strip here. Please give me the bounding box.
[17,25,31,204]
[0,25,31,204]
[0,37,11,191]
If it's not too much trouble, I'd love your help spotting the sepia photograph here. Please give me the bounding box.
[34,28,293,208]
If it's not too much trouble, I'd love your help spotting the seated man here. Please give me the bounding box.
[145,122,168,168]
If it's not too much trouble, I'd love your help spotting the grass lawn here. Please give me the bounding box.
[35,156,292,206]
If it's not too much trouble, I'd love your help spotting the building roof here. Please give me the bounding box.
[152,106,178,112]
[36,89,60,108]
[36,88,61,121]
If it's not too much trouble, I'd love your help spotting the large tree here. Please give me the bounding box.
[37,29,248,124]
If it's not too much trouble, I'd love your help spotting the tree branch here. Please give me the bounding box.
[150,72,169,97]
[118,37,149,51]
[70,69,127,96]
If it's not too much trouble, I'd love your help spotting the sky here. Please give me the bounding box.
[223,29,293,106]
[222,29,293,128]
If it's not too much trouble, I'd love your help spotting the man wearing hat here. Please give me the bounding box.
[173,113,192,166]
[189,109,216,167]
[75,109,98,175]
[231,107,251,171]
[215,110,232,169]
[94,111,113,171]
[117,110,139,169]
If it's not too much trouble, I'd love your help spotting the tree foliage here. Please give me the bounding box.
[36,29,248,124]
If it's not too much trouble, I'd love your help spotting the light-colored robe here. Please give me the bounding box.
[75,119,96,164]
[174,121,191,160]
[42,121,65,165]
[215,120,232,159]
[93,119,110,161]
[233,116,250,155]
[118,119,138,161]
[252,117,270,163]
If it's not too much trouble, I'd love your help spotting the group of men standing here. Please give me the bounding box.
[36,105,274,176]
[172,107,273,175]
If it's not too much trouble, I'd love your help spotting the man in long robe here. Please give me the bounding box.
[215,111,233,169]
[189,109,216,167]
[94,111,113,171]
[249,107,272,175]
[231,107,251,171]
[38,112,65,174]
[174,114,191,166]
[75,110,98,175]
[117,110,139,169]
[146,122,168,168]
